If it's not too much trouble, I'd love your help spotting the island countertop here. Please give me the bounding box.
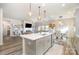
[20,32,52,40]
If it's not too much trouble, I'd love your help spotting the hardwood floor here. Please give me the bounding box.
[0,36,22,55]
[0,36,77,55]
[45,44,64,55]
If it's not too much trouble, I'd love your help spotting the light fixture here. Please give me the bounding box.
[28,11,32,17]
[42,3,46,7]
[59,16,63,18]
[28,3,32,17]
[38,6,41,20]
[59,20,63,26]
[44,10,46,18]
[62,3,66,7]
[38,16,41,20]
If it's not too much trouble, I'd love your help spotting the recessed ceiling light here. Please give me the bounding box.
[62,4,66,7]
[42,3,46,6]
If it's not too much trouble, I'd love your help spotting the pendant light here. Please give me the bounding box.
[28,3,32,17]
[38,6,41,20]
[44,10,46,18]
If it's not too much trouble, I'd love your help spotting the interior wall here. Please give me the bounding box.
[74,8,79,37]
[0,8,3,45]
[3,20,11,36]
[3,18,22,36]
[10,18,22,36]
[3,17,75,37]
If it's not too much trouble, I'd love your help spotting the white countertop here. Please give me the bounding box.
[20,32,52,40]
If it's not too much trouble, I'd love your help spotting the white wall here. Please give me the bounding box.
[75,8,79,37]
[3,18,22,36]
[0,8,3,45]
[3,19,11,36]
[2,17,23,37]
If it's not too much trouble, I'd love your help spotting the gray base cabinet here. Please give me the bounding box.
[22,35,51,55]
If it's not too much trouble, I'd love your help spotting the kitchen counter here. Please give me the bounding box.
[21,32,52,40]
[20,32,52,55]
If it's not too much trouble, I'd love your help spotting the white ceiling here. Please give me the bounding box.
[0,3,79,20]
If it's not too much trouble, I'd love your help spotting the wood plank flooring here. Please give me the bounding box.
[0,36,22,55]
[0,36,77,55]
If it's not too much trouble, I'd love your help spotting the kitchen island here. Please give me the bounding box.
[20,32,52,55]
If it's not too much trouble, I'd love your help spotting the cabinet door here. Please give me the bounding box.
[36,35,51,55]
[24,39,36,55]
[52,34,56,45]
[36,38,45,55]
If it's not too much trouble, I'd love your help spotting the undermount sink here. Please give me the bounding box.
[38,32,51,36]
[40,33,47,35]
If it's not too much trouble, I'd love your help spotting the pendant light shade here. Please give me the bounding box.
[28,3,32,17]
[44,10,46,18]
[38,6,41,20]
